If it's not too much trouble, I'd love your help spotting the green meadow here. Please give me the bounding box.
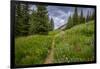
[15,21,95,65]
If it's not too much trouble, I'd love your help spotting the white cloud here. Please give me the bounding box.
[53,11,74,29]
[53,16,66,29]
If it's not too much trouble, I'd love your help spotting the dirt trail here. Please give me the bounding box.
[55,31,65,37]
[44,36,55,64]
[44,31,65,64]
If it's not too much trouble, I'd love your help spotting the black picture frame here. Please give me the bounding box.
[10,0,96,69]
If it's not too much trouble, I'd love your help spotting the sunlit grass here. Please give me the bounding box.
[15,35,52,65]
[15,21,95,65]
[54,21,95,63]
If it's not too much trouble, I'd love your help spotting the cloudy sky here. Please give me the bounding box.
[29,5,94,29]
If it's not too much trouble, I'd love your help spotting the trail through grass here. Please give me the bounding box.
[15,35,53,65]
[44,36,55,64]
[15,21,95,65]
[44,31,65,64]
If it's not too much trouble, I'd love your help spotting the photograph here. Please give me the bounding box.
[11,1,96,67]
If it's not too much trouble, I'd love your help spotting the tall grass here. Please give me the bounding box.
[15,21,95,65]
[48,30,61,35]
[54,21,95,63]
[15,35,52,65]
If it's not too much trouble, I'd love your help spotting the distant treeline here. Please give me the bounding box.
[66,8,95,29]
[15,3,54,36]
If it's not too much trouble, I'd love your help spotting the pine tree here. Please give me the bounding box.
[15,3,24,36]
[50,18,54,31]
[29,5,51,35]
[86,10,90,23]
[91,10,95,20]
[29,10,37,34]
[80,9,85,24]
[66,15,73,29]
[35,5,49,34]
[73,7,79,25]
[22,4,30,35]
[15,3,30,36]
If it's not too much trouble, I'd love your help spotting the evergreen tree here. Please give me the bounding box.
[86,10,90,23]
[34,5,49,34]
[22,4,30,35]
[80,9,85,24]
[66,15,73,29]
[80,9,83,23]
[50,18,54,31]
[66,7,79,29]
[91,10,95,20]
[15,3,30,36]
[73,7,79,25]
[29,10,37,34]
[15,3,24,36]
[29,5,52,35]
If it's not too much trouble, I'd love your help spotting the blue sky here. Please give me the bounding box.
[29,5,94,29]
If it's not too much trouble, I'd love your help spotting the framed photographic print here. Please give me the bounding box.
[11,0,96,68]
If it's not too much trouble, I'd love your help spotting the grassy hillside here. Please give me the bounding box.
[15,35,52,65]
[54,21,95,63]
[15,21,95,65]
